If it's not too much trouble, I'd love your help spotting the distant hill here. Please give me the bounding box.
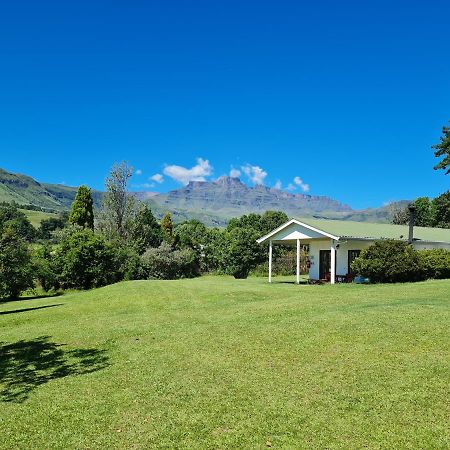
[0,167,407,226]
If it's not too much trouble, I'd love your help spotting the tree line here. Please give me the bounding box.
[0,162,290,300]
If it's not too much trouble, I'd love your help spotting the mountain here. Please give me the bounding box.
[0,168,102,211]
[0,168,405,226]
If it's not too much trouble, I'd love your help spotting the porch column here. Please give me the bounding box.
[330,240,336,284]
[268,240,273,283]
[296,239,301,284]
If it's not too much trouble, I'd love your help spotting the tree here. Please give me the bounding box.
[56,229,117,290]
[431,191,450,228]
[413,197,433,227]
[220,227,264,279]
[130,204,163,254]
[161,213,174,240]
[0,202,35,241]
[69,185,94,230]
[38,213,68,240]
[433,122,450,174]
[0,229,34,299]
[100,162,135,239]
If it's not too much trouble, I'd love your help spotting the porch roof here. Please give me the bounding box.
[257,218,450,244]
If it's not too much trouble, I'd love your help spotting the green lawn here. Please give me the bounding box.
[1,277,449,449]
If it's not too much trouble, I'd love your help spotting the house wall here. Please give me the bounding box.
[308,239,373,280]
[412,241,450,250]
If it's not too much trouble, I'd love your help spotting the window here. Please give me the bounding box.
[348,250,361,275]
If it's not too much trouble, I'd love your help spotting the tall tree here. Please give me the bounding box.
[130,204,163,254]
[413,197,433,227]
[101,162,135,239]
[69,185,94,230]
[161,212,174,239]
[431,191,450,228]
[432,122,450,174]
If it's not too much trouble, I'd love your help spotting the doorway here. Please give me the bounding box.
[319,250,331,279]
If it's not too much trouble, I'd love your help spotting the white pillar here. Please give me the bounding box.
[331,240,336,284]
[296,239,301,284]
[269,240,273,283]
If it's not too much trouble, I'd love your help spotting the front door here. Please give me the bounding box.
[319,250,331,279]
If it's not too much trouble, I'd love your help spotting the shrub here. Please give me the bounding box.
[219,227,264,279]
[351,240,425,283]
[56,229,117,289]
[0,229,34,299]
[113,244,146,281]
[418,249,450,279]
[0,202,36,242]
[141,242,199,280]
[32,245,60,292]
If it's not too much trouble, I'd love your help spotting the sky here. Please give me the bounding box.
[0,0,449,209]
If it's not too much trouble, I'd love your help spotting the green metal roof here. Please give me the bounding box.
[296,218,450,243]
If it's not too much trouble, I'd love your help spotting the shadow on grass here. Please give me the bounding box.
[0,304,63,316]
[0,292,63,305]
[0,336,109,403]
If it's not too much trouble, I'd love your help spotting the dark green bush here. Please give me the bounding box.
[32,245,60,292]
[351,240,425,283]
[141,242,199,280]
[418,248,450,279]
[56,229,117,289]
[0,229,34,299]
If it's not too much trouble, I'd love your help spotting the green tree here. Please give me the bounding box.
[100,162,135,239]
[220,227,264,279]
[130,204,163,254]
[69,185,94,230]
[0,229,34,299]
[38,214,68,240]
[0,202,36,241]
[161,213,174,239]
[433,122,450,174]
[56,229,117,290]
[431,191,450,228]
[413,197,433,227]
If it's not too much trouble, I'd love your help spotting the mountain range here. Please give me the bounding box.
[0,168,408,226]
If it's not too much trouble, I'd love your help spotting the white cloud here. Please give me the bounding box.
[293,176,310,192]
[229,168,241,178]
[241,164,268,185]
[135,169,143,176]
[150,173,164,184]
[286,183,296,191]
[274,180,282,190]
[163,157,213,185]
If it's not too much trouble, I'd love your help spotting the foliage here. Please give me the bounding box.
[0,229,34,299]
[100,161,136,239]
[32,245,60,292]
[418,249,450,279]
[227,210,288,235]
[129,204,163,254]
[69,185,94,230]
[0,202,35,241]
[37,213,68,240]
[431,191,450,228]
[432,121,450,174]
[219,227,264,279]
[351,240,425,283]
[391,192,450,229]
[141,242,199,279]
[160,212,174,240]
[55,229,118,289]
[113,244,146,281]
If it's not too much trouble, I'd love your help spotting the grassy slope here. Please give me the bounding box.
[1,277,449,449]
[20,209,58,227]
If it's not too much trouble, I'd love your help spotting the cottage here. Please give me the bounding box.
[257,218,450,284]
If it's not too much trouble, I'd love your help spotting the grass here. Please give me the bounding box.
[1,276,449,449]
[20,208,58,227]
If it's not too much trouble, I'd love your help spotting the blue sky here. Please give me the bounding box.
[0,0,449,209]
